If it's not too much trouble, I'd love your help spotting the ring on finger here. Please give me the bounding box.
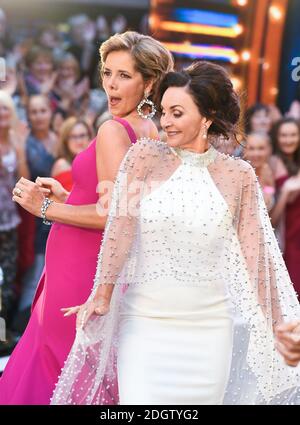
[13,187,22,197]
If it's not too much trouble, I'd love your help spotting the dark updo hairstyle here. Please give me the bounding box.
[159,61,241,141]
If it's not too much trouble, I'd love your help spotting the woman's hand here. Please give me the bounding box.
[36,177,69,203]
[275,320,300,367]
[12,177,46,217]
[282,176,300,203]
[40,71,58,95]
[61,298,110,330]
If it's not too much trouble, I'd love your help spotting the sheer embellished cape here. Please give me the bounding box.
[51,138,300,405]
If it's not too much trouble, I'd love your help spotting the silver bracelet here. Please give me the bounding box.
[41,197,53,225]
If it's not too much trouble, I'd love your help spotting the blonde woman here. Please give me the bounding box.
[0,92,28,332]
[0,31,174,405]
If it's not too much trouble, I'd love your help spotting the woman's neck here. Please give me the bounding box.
[284,153,294,161]
[32,128,50,141]
[180,138,209,154]
[118,109,142,122]
[254,165,262,179]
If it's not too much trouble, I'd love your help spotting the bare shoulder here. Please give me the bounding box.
[148,119,160,140]
[96,119,132,152]
[51,158,71,177]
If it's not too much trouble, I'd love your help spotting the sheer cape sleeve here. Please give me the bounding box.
[51,142,300,405]
[50,138,179,405]
[208,156,300,404]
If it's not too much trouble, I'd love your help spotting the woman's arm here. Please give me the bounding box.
[270,188,289,226]
[270,177,300,226]
[13,120,133,230]
[62,137,158,328]
[15,143,30,180]
[46,202,106,229]
[10,124,30,179]
[268,155,300,225]
[46,121,132,228]
[260,163,275,212]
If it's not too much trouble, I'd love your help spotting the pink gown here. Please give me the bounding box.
[0,117,137,404]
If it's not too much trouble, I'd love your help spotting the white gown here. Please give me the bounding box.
[51,140,300,406]
[117,146,234,404]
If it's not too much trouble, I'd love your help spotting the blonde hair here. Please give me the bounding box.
[58,117,92,162]
[0,91,18,128]
[99,31,174,104]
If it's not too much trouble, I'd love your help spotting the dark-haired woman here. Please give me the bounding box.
[244,103,272,135]
[270,117,300,296]
[52,61,300,406]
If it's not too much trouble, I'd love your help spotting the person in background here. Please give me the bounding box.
[16,95,57,322]
[286,100,300,121]
[51,117,92,191]
[245,103,272,135]
[51,107,67,137]
[95,15,110,43]
[243,132,275,211]
[52,53,90,117]
[0,58,27,123]
[268,104,282,124]
[111,14,127,34]
[67,14,97,86]
[0,8,12,58]
[270,117,300,297]
[20,46,57,108]
[0,91,29,336]
[35,24,65,62]
[230,103,272,159]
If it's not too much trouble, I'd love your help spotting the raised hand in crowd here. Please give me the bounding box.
[40,70,58,96]
[282,174,300,204]
[9,120,30,179]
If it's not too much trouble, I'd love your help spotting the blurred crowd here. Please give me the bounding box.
[0,7,147,351]
[1,6,300,353]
